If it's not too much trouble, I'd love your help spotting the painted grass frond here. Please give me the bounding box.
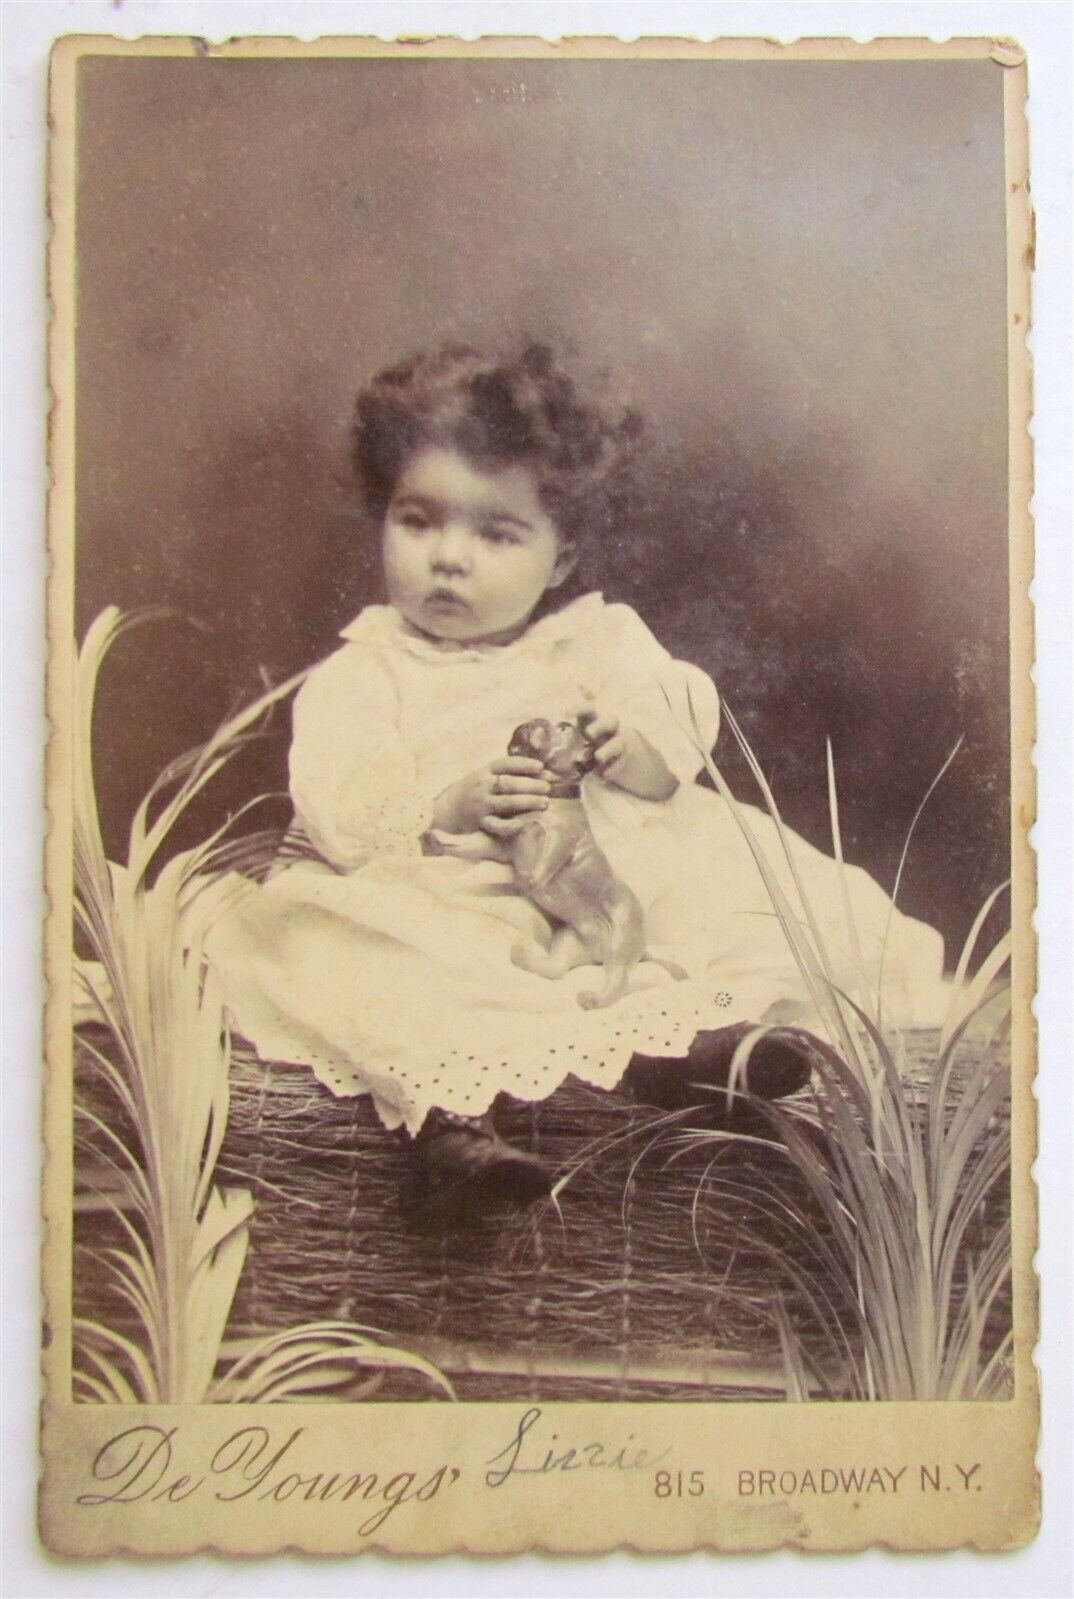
[773,1297,812,1401]
[974,1325,1015,1399]
[84,1251,165,1370]
[689,1163,860,1384]
[875,736,963,1026]
[73,607,452,1406]
[127,671,308,886]
[212,1322,455,1403]
[547,1102,707,1204]
[73,1317,160,1404]
[73,1342,143,1405]
[74,1027,143,1132]
[73,1103,152,1213]
[653,691,1010,1399]
[682,1013,1010,1401]
[666,682,862,1068]
[74,1369,132,1405]
[826,739,873,1025]
[948,931,1012,1053]
[720,702,854,1047]
[941,879,1011,1050]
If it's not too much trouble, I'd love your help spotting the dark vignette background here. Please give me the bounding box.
[75,56,1011,959]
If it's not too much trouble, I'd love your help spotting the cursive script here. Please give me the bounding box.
[485,1406,670,1488]
[76,1424,461,1536]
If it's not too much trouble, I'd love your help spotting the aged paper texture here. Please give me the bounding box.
[43,34,1037,1556]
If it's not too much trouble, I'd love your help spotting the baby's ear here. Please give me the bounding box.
[548,540,577,590]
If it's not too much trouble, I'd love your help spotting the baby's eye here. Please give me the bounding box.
[397,510,433,532]
[481,526,522,546]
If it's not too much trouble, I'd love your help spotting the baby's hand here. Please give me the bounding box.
[575,706,678,802]
[432,756,550,838]
[576,707,630,776]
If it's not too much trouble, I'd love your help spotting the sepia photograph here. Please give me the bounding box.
[41,33,1037,1556]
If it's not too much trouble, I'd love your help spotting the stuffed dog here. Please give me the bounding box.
[424,716,686,1009]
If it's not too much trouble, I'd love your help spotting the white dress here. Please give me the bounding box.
[206,593,947,1132]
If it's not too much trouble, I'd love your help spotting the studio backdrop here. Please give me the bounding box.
[75,55,1010,953]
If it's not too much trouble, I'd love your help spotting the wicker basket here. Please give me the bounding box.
[74,1032,1009,1402]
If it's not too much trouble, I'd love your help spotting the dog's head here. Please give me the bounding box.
[508,717,597,780]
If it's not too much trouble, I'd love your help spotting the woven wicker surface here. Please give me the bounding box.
[74,1031,1010,1403]
[221,1054,809,1399]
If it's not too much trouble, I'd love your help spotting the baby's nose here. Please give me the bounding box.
[430,524,472,572]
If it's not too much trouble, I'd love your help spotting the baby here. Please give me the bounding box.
[209,342,947,1206]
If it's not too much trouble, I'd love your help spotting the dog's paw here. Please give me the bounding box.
[510,941,532,970]
[577,989,600,1010]
[422,828,457,857]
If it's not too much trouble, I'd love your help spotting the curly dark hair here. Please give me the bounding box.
[351,342,642,546]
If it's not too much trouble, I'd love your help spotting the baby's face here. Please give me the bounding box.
[382,446,575,645]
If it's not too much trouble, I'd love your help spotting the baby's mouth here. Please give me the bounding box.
[425,589,469,610]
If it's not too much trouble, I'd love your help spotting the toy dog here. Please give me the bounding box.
[424,716,687,1009]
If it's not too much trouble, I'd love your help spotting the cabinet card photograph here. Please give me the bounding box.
[42,34,1037,1556]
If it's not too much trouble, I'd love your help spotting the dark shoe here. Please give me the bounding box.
[409,1108,552,1206]
[623,1022,829,1118]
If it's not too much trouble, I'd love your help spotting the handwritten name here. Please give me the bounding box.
[485,1405,670,1488]
[77,1424,460,1536]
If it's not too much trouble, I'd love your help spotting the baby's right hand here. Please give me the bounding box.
[432,756,550,837]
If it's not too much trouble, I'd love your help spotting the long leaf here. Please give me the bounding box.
[940,880,1011,1050]
[875,737,963,1025]
[127,669,308,886]
[73,1345,141,1405]
[214,1325,455,1403]
[721,704,856,1046]
[826,740,875,1037]
[73,1318,159,1404]
[73,609,461,1413]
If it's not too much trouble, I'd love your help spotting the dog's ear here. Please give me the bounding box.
[508,719,551,759]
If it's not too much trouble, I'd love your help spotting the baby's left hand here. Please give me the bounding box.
[577,707,630,776]
[575,706,678,802]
